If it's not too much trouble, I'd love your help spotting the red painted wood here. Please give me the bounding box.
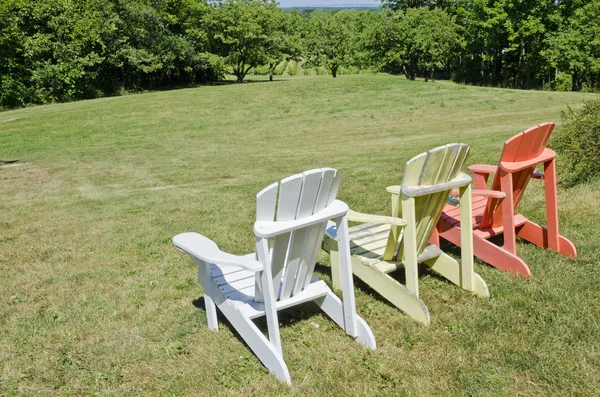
[544,159,560,251]
[436,122,577,276]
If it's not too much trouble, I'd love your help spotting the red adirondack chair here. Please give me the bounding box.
[434,122,577,277]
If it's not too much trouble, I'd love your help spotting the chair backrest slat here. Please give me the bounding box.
[482,123,555,228]
[256,168,342,302]
[391,144,470,260]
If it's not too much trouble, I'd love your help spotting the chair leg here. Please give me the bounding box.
[424,253,489,297]
[438,223,531,277]
[324,238,343,292]
[218,302,291,385]
[543,158,560,252]
[197,261,219,331]
[499,169,517,255]
[314,291,376,350]
[351,256,430,325]
[517,220,577,258]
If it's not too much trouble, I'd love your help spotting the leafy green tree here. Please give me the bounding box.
[205,0,286,83]
[306,10,360,78]
[544,0,600,91]
[371,8,462,81]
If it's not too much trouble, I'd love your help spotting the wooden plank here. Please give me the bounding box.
[212,268,255,287]
[326,170,342,205]
[281,170,322,299]
[256,182,278,222]
[314,168,336,212]
[294,222,326,294]
[276,173,304,221]
[209,263,245,277]
[271,173,303,300]
[219,276,256,295]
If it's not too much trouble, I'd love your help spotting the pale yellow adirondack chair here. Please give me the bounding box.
[323,144,489,325]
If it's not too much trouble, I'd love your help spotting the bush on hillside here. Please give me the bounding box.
[552,99,600,186]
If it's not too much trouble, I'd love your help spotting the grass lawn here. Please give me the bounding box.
[1,74,599,395]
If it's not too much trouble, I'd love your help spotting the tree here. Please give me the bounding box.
[206,0,286,83]
[544,0,600,91]
[306,11,360,78]
[371,8,463,81]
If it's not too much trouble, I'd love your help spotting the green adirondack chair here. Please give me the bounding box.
[323,144,489,325]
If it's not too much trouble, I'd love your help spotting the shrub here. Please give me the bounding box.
[551,99,600,186]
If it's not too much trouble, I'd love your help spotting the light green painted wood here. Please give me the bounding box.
[322,143,489,324]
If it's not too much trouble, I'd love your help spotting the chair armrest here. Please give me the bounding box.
[347,209,407,227]
[402,172,472,197]
[449,188,506,199]
[386,185,401,195]
[173,232,263,272]
[388,173,472,198]
[254,200,348,239]
[468,164,497,175]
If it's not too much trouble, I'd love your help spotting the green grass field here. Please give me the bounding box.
[1,74,599,396]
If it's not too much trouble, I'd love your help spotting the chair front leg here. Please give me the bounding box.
[401,194,419,297]
[334,215,358,338]
[499,169,517,255]
[544,158,560,252]
[195,259,219,332]
[256,237,282,355]
[458,183,474,291]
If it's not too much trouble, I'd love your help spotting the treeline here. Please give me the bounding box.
[1,0,599,109]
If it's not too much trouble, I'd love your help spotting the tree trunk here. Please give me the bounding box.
[331,65,338,78]
[269,62,274,81]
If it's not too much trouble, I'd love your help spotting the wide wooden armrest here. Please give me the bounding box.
[500,148,556,172]
[403,172,472,197]
[173,232,263,272]
[468,164,497,175]
[387,173,471,198]
[347,209,407,227]
[254,200,348,238]
[449,188,506,199]
[386,185,401,195]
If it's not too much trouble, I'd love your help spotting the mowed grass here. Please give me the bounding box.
[1,74,599,396]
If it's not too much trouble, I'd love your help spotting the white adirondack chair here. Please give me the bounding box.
[173,168,376,385]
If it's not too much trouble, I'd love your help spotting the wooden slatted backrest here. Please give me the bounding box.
[255,168,342,301]
[391,144,470,260]
[482,122,555,228]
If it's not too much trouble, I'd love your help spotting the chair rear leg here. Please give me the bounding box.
[218,302,291,385]
[197,261,219,331]
[517,221,577,258]
[424,253,489,297]
[439,224,532,277]
[351,257,430,325]
[314,291,376,350]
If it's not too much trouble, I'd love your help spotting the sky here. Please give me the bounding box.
[277,0,379,7]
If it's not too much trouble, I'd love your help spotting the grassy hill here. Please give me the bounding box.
[1,74,599,395]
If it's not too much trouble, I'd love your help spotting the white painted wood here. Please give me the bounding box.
[173,168,375,384]
[173,233,263,272]
[197,260,218,331]
[256,182,278,222]
[256,236,282,354]
[335,215,358,337]
[254,200,348,238]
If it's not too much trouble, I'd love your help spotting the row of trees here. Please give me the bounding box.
[1,0,600,109]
